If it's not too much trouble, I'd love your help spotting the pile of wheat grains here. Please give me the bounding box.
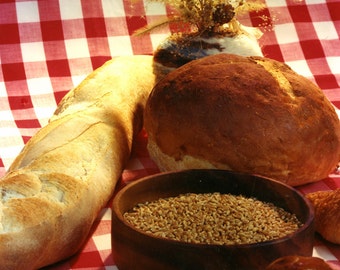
[123,192,302,245]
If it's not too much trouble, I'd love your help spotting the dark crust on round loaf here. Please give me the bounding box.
[145,53,340,185]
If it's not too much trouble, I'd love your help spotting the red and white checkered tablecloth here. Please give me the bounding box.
[1,0,340,269]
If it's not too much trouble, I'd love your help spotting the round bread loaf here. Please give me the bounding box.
[144,53,340,186]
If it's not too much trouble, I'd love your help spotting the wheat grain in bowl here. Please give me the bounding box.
[123,192,302,245]
[111,169,315,270]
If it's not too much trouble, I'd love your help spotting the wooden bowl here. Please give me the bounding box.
[111,169,314,270]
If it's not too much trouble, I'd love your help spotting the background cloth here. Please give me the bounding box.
[1,0,340,269]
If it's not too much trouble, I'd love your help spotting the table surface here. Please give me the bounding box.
[1,0,340,269]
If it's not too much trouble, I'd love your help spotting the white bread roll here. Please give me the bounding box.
[144,53,340,186]
[0,55,157,269]
[153,25,263,74]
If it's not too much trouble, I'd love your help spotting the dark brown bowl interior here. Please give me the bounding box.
[111,169,314,270]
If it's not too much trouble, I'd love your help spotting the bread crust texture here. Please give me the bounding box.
[144,53,340,186]
[0,55,157,269]
[265,255,332,270]
[306,189,340,244]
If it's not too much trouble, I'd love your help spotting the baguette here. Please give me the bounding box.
[0,55,157,269]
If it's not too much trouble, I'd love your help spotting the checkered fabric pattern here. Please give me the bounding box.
[1,0,340,269]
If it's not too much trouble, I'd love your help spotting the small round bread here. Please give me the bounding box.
[306,189,340,244]
[144,53,340,186]
[265,256,332,270]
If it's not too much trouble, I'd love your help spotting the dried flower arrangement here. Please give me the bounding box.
[135,0,267,37]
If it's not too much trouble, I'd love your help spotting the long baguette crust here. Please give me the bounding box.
[0,55,156,269]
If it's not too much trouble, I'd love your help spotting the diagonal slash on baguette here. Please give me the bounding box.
[0,55,160,269]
